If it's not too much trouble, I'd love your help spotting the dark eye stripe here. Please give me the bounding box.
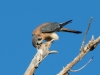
[38,38,42,41]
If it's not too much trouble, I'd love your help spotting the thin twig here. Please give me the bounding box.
[80,17,93,51]
[70,56,94,72]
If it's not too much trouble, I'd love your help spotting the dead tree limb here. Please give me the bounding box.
[57,17,99,75]
[57,36,100,75]
[69,17,93,73]
[24,39,58,75]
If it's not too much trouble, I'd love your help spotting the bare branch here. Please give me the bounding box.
[24,39,58,75]
[70,56,94,72]
[80,17,93,51]
[57,36,100,75]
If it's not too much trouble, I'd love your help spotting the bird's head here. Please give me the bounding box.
[32,35,43,49]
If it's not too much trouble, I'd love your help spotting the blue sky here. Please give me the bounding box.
[0,0,100,75]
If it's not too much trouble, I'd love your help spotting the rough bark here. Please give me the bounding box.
[24,39,57,75]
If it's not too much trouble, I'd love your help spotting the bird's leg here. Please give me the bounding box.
[50,39,55,43]
[45,39,54,48]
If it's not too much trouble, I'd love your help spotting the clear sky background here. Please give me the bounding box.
[0,0,100,75]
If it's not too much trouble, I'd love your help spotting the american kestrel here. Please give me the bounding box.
[32,20,82,49]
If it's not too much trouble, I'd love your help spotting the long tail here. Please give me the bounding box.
[59,20,72,27]
[60,28,82,34]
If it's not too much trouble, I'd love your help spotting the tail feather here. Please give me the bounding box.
[59,20,72,27]
[60,28,82,34]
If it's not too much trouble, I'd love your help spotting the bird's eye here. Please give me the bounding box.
[38,38,42,41]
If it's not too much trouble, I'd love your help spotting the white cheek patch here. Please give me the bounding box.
[51,33,59,40]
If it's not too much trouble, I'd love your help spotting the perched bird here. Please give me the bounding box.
[32,20,82,49]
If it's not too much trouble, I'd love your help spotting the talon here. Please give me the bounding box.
[50,39,54,43]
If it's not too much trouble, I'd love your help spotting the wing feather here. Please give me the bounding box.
[40,22,60,33]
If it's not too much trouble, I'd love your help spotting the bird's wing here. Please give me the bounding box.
[40,22,60,33]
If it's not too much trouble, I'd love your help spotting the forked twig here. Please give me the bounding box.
[57,17,100,75]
